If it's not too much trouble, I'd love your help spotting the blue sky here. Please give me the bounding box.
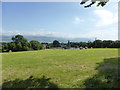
[2,0,118,40]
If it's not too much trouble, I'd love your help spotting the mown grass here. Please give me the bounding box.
[1,48,119,88]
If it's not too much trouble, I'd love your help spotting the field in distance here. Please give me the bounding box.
[2,48,119,88]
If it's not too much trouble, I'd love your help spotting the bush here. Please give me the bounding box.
[30,40,43,50]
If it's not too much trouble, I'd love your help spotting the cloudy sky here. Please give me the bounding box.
[1,0,118,40]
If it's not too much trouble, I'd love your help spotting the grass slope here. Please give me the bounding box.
[2,48,119,88]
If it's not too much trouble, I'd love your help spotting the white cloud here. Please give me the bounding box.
[1,28,118,40]
[82,28,118,40]
[1,30,81,38]
[94,9,118,27]
[72,17,83,24]
[110,0,119,2]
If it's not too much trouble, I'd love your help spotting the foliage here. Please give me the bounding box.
[52,40,60,47]
[80,0,109,8]
[10,35,30,51]
[16,42,22,51]
[2,35,43,52]
[7,42,16,51]
[1,35,120,52]
[30,40,43,50]
[93,40,103,48]
[12,35,28,44]
[2,42,8,51]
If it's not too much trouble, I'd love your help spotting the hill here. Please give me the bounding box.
[2,49,119,88]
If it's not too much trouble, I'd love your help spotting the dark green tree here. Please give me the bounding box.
[16,42,22,51]
[93,40,103,48]
[103,40,113,48]
[79,42,87,47]
[2,42,8,51]
[7,42,16,51]
[11,35,30,51]
[30,40,43,50]
[53,40,60,47]
[87,41,93,48]
[12,35,28,45]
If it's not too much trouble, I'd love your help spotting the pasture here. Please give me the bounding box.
[1,48,119,88]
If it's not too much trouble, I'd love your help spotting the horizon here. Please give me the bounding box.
[1,34,119,43]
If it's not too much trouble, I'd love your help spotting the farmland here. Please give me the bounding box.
[1,48,119,88]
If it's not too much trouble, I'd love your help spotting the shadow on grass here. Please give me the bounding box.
[2,76,59,89]
[83,57,120,88]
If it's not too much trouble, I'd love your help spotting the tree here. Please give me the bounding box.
[79,42,87,47]
[11,35,31,51]
[2,42,8,51]
[30,40,43,50]
[80,0,109,8]
[52,40,60,47]
[115,40,120,48]
[7,42,16,51]
[87,41,93,48]
[93,40,103,48]
[12,35,28,46]
[23,46,31,51]
[103,40,113,48]
[16,42,22,51]
[22,42,31,51]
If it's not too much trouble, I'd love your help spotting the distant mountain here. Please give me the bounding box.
[1,35,94,43]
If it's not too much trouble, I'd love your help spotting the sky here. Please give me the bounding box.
[1,0,119,40]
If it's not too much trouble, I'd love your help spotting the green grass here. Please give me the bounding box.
[1,48,119,88]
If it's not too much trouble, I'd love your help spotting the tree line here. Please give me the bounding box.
[1,35,120,52]
[43,40,120,49]
[1,35,43,52]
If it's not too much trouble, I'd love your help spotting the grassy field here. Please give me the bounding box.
[1,48,119,88]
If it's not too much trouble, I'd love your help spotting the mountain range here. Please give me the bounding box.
[1,35,94,43]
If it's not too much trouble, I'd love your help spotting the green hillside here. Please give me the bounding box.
[2,49,119,88]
